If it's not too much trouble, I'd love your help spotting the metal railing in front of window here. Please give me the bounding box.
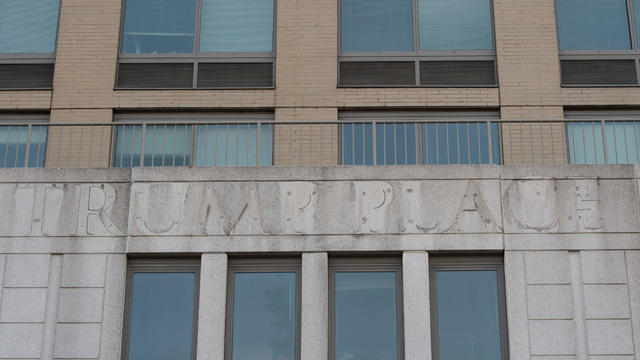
[3,119,640,168]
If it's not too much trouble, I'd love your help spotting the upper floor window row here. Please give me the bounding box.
[556,0,640,85]
[117,0,275,89]
[338,0,497,87]
[0,0,60,89]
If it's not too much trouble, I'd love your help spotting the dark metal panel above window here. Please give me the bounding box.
[197,62,273,88]
[339,61,415,86]
[0,64,55,89]
[420,61,496,86]
[116,63,194,89]
[560,60,637,85]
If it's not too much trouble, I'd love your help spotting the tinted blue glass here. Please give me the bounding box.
[341,0,414,52]
[0,0,60,53]
[418,0,493,50]
[423,122,500,164]
[232,273,296,360]
[121,0,196,54]
[128,273,195,360]
[200,0,274,52]
[556,0,631,50]
[334,272,398,360]
[342,123,418,165]
[113,124,193,167]
[636,0,640,48]
[0,125,47,167]
[436,270,502,360]
[195,124,273,166]
[568,121,640,164]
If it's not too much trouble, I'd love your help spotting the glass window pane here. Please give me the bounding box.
[556,0,631,50]
[0,0,60,53]
[435,270,502,360]
[200,0,274,52]
[635,0,640,48]
[334,272,398,360]
[114,124,193,167]
[340,0,414,52]
[422,122,500,165]
[0,125,47,168]
[121,0,196,54]
[195,124,273,166]
[418,0,493,50]
[567,121,640,164]
[128,273,196,360]
[232,272,297,360]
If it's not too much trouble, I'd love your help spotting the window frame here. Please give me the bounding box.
[0,0,62,90]
[328,257,404,360]
[338,111,502,165]
[428,255,509,360]
[337,0,498,87]
[225,258,302,360]
[555,0,640,86]
[121,258,201,360]
[111,112,275,167]
[116,0,277,89]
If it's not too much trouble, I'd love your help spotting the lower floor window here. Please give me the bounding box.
[567,120,640,164]
[226,259,300,360]
[122,259,200,360]
[430,256,508,360]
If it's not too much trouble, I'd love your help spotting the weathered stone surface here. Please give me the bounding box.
[301,253,328,360]
[581,251,628,284]
[54,323,101,358]
[57,288,104,323]
[529,320,576,355]
[4,254,50,287]
[584,285,630,319]
[99,255,127,360]
[586,320,634,355]
[197,254,228,360]
[403,251,431,360]
[0,288,47,323]
[525,251,570,284]
[505,251,530,359]
[61,254,107,287]
[527,285,573,319]
[503,179,640,233]
[0,324,43,358]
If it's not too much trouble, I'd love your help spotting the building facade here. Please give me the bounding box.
[1,0,640,359]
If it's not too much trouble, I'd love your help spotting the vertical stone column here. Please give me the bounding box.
[41,255,62,360]
[197,253,228,360]
[99,254,127,360]
[402,251,431,360]
[301,252,328,360]
[504,251,531,359]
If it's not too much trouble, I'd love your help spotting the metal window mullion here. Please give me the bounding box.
[487,120,493,165]
[601,120,609,165]
[627,0,639,52]
[372,121,377,165]
[194,0,202,55]
[140,124,146,167]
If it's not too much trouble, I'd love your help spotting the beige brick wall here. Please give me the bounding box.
[3,0,640,168]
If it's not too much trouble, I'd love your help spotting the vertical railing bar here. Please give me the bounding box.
[184,124,189,166]
[319,123,323,165]
[204,124,209,166]
[308,124,312,165]
[612,121,619,164]
[130,125,136,168]
[435,123,439,165]
[581,121,587,165]
[623,120,630,163]
[529,122,534,164]
[487,120,493,165]
[65,127,72,168]
[362,122,366,165]
[570,122,577,164]
[14,125,21,168]
[456,122,460,164]
[171,124,177,166]
[99,126,105,167]
[600,120,608,165]
[36,126,43,167]
[24,125,32,168]
[151,125,156,166]
[372,121,377,165]
[214,124,219,166]
[247,123,251,166]
[119,126,124,167]
[393,123,397,165]
[235,124,240,166]
[550,121,555,164]
[225,124,229,166]
[590,121,597,164]
[422,122,427,165]
[634,121,640,163]
[477,121,481,164]
[445,122,450,165]
[162,124,167,167]
[539,122,545,164]
[352,122,355,165]
[77,126,84,168]
[508,123,513,165]
[404,123,408,165]
[341,123,344,165]
[140,124,146,168]
[1,126,7,167]
[559,120,567,164]
[466,122,471,164]
[383,123,387,165]
[519,121,524,164]
[256,123,261,167]
[87,125,94,168]
[56,126,62,167]
[415,123,420,164]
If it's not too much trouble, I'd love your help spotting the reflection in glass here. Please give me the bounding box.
[340,0,414,52]
[435,270,502,360]
[341,122,500,165]
[232,272,296,360]
[0,125,47,167]
[195,124,273,166]
[567,121,640,164]
[418,0,493,50]
[0,0,60,53]
[556,0,631,50]
[121,0,196,54]
[334,272,398,360]
[114,124,193,167]
[200,0,274,52]
[128,273,196,360]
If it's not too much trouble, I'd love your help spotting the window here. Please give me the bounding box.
[112,113,274,167]
[556,0,640,85]
[429,256,508,360]
[0,0,60,89]
[122,259,200,360]
[226,259,300,360]
[339,0,496,86]
[329,258,403,360]
[340,112,501,165]
[117,0,275,89]
[0,114,48,168]
[566,110,640,164]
